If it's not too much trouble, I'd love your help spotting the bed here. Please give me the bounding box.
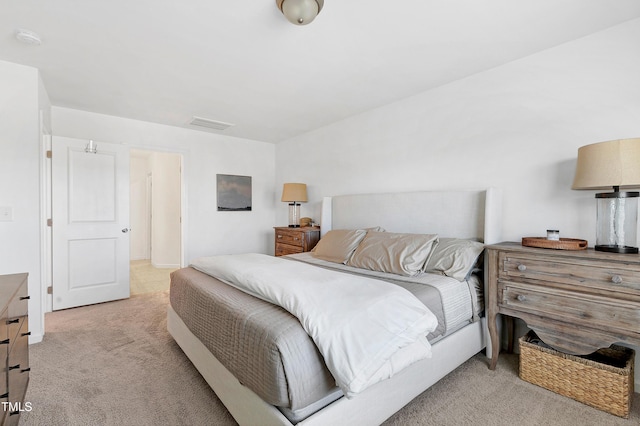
[167,188,502,425]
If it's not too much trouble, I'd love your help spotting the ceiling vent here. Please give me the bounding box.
[188,116,234,132]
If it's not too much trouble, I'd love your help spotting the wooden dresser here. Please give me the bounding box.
[0,273,30,425]
[486,242,640,370]
[274,227,320,256]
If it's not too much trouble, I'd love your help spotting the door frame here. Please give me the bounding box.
[42,141,187,315]
[37,112,52,344]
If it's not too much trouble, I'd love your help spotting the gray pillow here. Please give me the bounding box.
[312,229,367,264]
[347,231,438,276]
[423,238,485,281]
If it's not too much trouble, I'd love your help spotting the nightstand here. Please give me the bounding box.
[274,227,320,257]
[486,242,640,370]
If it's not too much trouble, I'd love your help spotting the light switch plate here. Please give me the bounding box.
[0,206,13,221]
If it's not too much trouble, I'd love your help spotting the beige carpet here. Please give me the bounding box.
[22,291,235,426]
[22,291,640,426]
[130,260,177,295]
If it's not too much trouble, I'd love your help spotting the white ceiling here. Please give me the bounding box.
[2,1,640,143]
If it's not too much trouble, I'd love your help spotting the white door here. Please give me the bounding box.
[52,136,130,310]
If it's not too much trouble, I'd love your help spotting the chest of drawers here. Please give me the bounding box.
[486,242,640,370]
[0,273,30,425]
[274,227,320,256]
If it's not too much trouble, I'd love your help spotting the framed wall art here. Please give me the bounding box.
[216,174,252,211]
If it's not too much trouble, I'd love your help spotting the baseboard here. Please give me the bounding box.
[151,262,180,269]
[28,332,44,345]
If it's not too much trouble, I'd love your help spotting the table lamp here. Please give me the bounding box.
[281,183,307,227]
[572,138,640,253]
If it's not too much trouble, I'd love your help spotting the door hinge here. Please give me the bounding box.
[47,286,53,295]
[47,218,52,227]
[46,150,52,159]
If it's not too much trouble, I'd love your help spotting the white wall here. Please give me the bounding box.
[150,152,181,268]
[275,18,640,389]
[0,60,50,343]
[52,107,277,264]
[130,152,151,260]
[130,150,182,266]
[276,18,640,243]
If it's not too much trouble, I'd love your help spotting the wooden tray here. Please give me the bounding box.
[522,237,588,250]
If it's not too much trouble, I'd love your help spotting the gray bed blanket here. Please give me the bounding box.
[169,260,462,414]
[169,267,336,410]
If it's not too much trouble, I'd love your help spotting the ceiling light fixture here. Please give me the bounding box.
[276,0,324,25]
[15,29,42,45]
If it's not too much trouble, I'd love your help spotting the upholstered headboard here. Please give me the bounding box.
[320,188,502,244]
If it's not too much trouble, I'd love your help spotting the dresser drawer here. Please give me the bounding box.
[7,287,28,349]
[7,285,29,321]
[6,316,26,355]
[275,244,304,256]
[0,315,7,401]
[274,227,320,257]
[499,252,640,296]
[8,319,29,410]
[275,229,306,248]
[500,281,640,334]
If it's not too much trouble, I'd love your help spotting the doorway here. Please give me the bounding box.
[48,139,184,311]
[129,149,182,295]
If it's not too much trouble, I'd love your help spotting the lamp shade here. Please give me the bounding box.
[572,138,640,190]
[281,183,308,202]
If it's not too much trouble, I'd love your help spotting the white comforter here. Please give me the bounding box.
[190,253,438,397]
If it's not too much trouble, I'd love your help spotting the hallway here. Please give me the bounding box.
[130,260,177,295]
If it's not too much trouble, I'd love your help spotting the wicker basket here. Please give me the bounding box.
[519,331,634,418]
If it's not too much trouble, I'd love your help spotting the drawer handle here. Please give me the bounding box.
[517,264,527,272]
[21,367,30,373]
[6,319,19,325]
[21,332,31,337]
[8,364,20,371]
[516,294,527,302]
[611,275,623,284]
[9,411,19,416]
[0,339,9,345]
[20,296,30,300]
[0,393,7,399]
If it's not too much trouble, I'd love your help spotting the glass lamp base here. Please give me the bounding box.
[595,191,639,254]
[595,244,639,254]
[288,202,300,227]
